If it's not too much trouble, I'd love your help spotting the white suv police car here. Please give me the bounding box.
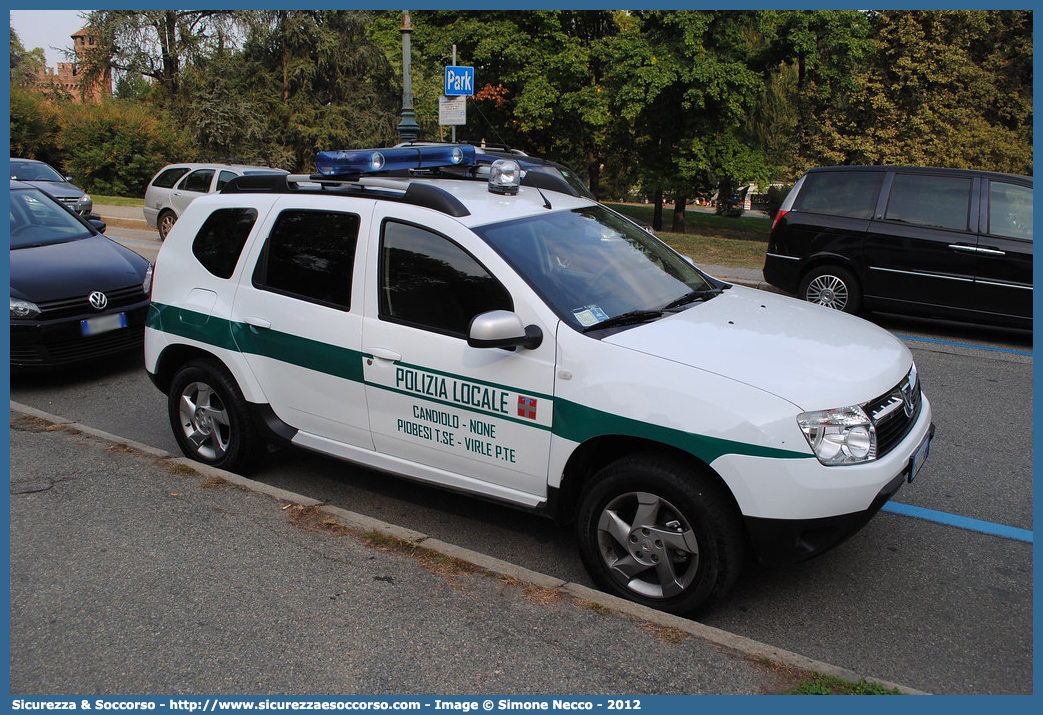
[145,144,934,614]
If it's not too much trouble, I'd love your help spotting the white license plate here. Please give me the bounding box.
[909,432,931,483]
[80,313,128,336]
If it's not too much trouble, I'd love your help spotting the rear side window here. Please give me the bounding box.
[885,174,972,232]
[253,210,360,310]
[150,167,190,189]
[192,208,258,278]
[988,181,1032,241]
[792,171,882,219]
[178,169,215,193]
[379,220,512,336]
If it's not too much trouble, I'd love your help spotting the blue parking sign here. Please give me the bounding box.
[445,66,475,96]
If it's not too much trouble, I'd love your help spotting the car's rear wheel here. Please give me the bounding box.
[576,454,744,615]
[158,210,177,240]
[799,265,862,314]
[168,359,265,474]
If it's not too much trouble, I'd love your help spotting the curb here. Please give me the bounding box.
[99,214,150,231]
[10,400,928,695]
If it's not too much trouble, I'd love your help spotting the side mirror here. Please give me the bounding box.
[467,310,543,351]
[88,219,107,232]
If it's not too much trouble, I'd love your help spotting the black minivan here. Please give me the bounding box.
[764,166,1032,329]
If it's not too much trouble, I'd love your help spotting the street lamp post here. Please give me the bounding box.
[397,10,419,142]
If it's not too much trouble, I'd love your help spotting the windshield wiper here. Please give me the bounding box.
[661,288,723,311]
[582,309,663,333]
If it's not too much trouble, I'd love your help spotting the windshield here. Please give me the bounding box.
[10,161,66,183]
[9,187,95,248]
[477,205,715,332]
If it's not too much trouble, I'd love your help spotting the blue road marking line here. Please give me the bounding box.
[896,334,1031,357]
[882,502,1033,543]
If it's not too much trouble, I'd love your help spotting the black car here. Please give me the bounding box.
[9,180,153,369]
[764,165,1032,329]
[10,157,94,217]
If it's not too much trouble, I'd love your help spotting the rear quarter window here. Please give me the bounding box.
[793,171,883,219]
[192,208,258,279]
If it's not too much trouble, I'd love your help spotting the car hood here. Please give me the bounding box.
[10,236,148,302]
[603,286,912,410]
[19,180,85,200]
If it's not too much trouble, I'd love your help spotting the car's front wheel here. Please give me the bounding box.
[798,265,862,314]
[168,359,266,474]
[158,210,177,240]
[576,454,744,615]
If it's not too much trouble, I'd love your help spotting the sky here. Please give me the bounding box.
[9,9,93,70]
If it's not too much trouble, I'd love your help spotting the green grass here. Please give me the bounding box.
[784,673,902,695]
[93,194,144,207]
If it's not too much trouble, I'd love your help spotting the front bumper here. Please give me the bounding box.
[11,302,150,368]
[745,422,936,564]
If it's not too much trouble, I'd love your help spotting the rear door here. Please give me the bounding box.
[864,171,978,312]
[171,168,216,218]
[229,195,374,448]
[974,177,1033,322]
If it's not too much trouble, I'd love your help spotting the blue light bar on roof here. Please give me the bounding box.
[315,145,476,176]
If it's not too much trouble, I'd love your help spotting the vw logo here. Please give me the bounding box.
[88,291,109,310]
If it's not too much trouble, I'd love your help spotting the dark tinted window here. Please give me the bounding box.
[192,208,258,278]
[254,210,359,310]
[216,170,238,191]
[793,171,882,219]
[988,181,1032,241]
[379,221,512,336]
[178,169,215,193]
[151,167,190,189]
[885,174,972,232]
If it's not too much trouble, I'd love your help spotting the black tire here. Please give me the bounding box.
[168,359,266,474]
[158,210,177,241]
[798,265,862,314]
[576,454,745,615]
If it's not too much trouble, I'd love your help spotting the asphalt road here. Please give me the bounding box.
[9,224,1033,694]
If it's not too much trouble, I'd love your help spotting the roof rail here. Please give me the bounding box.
[220,173,471,218]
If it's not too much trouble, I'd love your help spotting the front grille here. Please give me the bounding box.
[866,375,923,458]
[37,285,147,320]
[11,325,145,366]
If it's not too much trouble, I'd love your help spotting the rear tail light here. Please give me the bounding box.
[771,209,788,232]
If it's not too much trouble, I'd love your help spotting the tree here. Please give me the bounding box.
[10,28,47,89]
[235,10,399,171]
[81,10,239,108]
[844,10,1032,174]
[605,11,772,229]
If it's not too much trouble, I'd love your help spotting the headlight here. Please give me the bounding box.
[797,405,876,466]
[11,297,41,320]
[142,264,154,295]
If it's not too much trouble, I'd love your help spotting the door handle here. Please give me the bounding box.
[949,244,1006,257]
[243,316,271,330]
[975,246,1007,257]
[366,347,402,364]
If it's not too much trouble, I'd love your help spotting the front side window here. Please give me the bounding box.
[192,208,258,279]
[988,181,1032,241]
[885,174,972,232]
[216,170,239,191]
[253,210,360,310]
[792,171,883,219]
[476,205,715,332]
[178,169,215,194]
[380,221,512,336]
